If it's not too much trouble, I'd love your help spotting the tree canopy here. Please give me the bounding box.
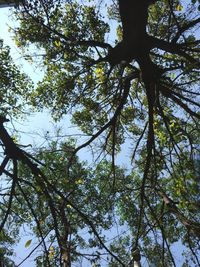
[0,0,200,266]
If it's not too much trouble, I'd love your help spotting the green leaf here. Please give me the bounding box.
[54,40,61,47]
[176,4,183,11]
[25,239,32,248]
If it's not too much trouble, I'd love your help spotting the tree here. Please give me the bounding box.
[0,0,199,266]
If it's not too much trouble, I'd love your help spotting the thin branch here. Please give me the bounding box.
[172,17,200,43]
[0,159,17,232]
[70,72,138,159]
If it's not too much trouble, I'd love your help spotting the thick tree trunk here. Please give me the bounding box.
[108,0,162,86]
[118,0,149,43]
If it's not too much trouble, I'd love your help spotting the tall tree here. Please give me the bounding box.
[0,0,199,266]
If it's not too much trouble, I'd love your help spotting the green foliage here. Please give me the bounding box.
[12,140,128,265]
[0,39,32,116]
[0,229,15,267]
